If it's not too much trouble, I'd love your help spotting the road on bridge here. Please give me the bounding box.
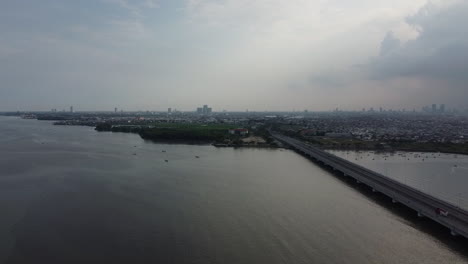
[272,133,468,239]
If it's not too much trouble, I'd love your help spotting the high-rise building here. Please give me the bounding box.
[440,104,445,113]
[197,105,213,115]
[70,106,74,113]
[432,104,437,113]
[114,107,118,113]
[168,108,172,113]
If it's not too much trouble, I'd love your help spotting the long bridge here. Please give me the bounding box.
[273,133,468,239]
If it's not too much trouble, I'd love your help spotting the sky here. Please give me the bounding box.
[1,0,467,112]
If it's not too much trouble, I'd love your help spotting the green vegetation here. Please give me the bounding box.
[139,124,235,142]
[95,122,278,147]
[254,125,275,144]
[96,123,238,143]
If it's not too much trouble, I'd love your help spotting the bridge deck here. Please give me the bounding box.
[273,133,468,239]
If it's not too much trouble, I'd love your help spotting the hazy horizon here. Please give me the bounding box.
[2,0,468,111]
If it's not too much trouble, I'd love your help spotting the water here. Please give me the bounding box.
[0,116,466,264]
[327,150,468,210]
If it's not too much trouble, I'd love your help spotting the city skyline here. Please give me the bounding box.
[6,102,465,114]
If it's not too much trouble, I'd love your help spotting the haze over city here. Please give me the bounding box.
[1,0,468,111]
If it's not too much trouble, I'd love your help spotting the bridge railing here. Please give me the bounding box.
[273,134,468,218]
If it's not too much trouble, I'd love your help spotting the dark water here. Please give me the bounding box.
[0,117,467,264]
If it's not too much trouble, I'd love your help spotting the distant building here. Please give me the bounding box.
[432,104,437,113]
[114,107,118,113]
[168,108,172,113]
[300,129,316,137]
[440,104,445,113]
[325,132,352,139]
[70,106,74,113]
[229,128,249,136]
[197,105,213,115]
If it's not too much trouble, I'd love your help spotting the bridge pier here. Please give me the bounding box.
[274,134,468,240]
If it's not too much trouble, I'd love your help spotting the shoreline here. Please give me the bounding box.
[320,145,468,156]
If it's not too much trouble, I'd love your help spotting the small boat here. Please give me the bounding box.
[195,156,200,158]
[162,150,166,153]
[165,160,168,162]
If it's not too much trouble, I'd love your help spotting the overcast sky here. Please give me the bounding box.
[1,0,467,111]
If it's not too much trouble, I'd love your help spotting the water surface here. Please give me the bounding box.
[0,117,466,263]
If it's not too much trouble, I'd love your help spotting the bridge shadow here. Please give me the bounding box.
[293,149,468,258]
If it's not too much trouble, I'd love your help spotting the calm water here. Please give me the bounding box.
[327,150,468,210]
[0,117,467,264]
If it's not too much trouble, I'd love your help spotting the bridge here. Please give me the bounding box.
[273,133,468,239]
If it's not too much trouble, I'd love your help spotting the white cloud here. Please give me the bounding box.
[102,0,159,18]
[2,0,467,110]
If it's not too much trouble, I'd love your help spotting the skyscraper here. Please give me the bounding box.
[70,106,74,113]
[432,104,437,113]
[440,104,445,113]
[197,105,213,115]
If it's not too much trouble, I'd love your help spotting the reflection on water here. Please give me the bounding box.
[327,150,468,210]
[0,117,467,264]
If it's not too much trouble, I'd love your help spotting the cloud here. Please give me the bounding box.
[379,31,400,56]
[2,0,467,111]
[371,0,468,84]
[103,0,159,17]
